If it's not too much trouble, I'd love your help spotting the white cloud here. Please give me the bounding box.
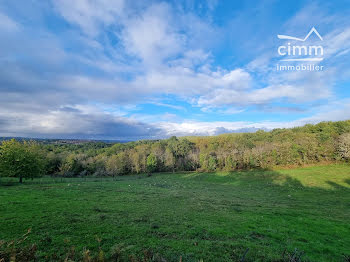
[157,100,350,137]
[120,3,185,65]
[0,12,19,32]
[0,1,350,140]
[53,0,124,36]
[51,0,342,111]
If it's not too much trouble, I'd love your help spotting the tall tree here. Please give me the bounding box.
[146,153,158,173]
[106,152,129,176]
[0,139,45,183]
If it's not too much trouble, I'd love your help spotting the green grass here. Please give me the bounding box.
[1,164,350,261]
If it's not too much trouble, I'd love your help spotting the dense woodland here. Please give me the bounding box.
[1,120,350,181]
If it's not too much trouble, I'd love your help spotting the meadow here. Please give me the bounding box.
[0,164,350,261]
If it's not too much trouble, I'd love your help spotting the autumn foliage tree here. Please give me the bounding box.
[338,133,350,160]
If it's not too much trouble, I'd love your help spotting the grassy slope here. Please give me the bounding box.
[0,164,349,261]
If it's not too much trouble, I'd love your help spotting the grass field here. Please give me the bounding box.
[1,164,350,261]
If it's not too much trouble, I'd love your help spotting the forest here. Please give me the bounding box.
[1,120,350,181]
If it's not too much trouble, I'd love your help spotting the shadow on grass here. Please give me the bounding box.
[2,167,350,194]
[178,167,350,192]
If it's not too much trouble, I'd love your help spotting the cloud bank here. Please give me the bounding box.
[0,1,350,139]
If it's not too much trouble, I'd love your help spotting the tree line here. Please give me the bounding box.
[1,120,350,182]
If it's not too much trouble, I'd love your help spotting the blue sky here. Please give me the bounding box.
[1,0,350,140]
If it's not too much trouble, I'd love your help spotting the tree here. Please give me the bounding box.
[59,153,86,177]
[224,155,236,171]
[106,152,129,176]
[338,133,350,160]
[164,148,175,172]
[199,153,217,171]
[0,139,45,183]
[146,153,157,173]
[46,151,62,175]
[129,145,149,174]
[167,137,194,170]
[130,150,142,174]
[207,154,218,171]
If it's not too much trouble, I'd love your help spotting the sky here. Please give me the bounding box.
[1,0,350,140]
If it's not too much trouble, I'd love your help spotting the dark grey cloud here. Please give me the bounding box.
[0,108,162,140]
